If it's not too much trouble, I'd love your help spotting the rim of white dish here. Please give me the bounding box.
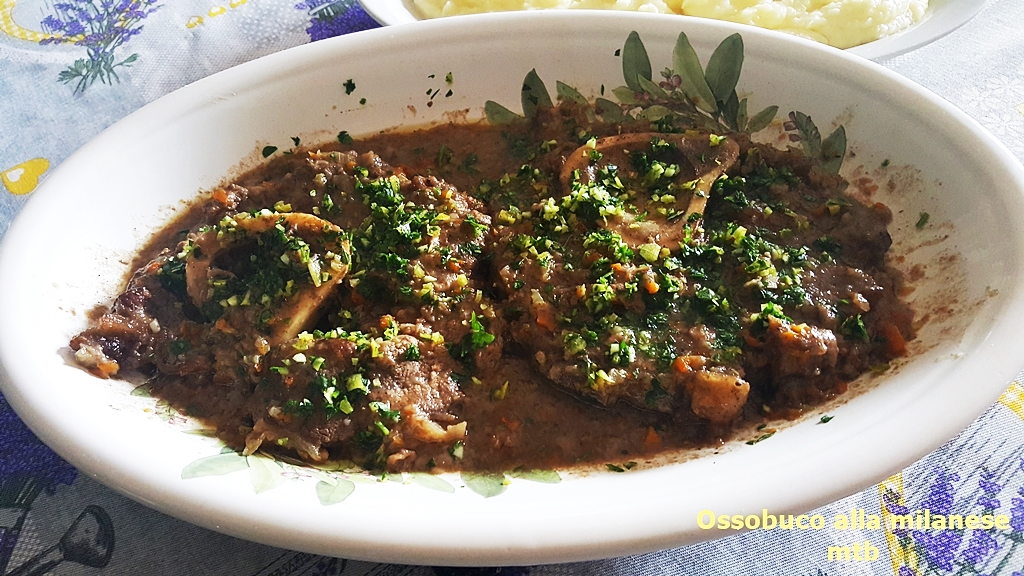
[355,0,989,61]
[1,11,1023,566]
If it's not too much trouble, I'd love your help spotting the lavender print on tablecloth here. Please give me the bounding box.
[38,0,162,94]
[886,460,1024,576]
[295,0,379,42]
[0,393,77,574]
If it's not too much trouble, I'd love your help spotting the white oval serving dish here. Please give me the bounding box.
[1,11,1022,566]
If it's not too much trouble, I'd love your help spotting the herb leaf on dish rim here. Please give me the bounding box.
[485,100,523,125]
[621,30,652,92]
[247,454,286,494]
[704,32,743,107]
[521,68,553,119]
[411,473,457,492]
[745,104,779,133]
[672,31,717,114]
[636,74,670,100]
[180,452,249,479]
[820,125,847,174]
[485,31,848,187]
[594,97,624,122]
[787,111,847,173]
[556,80,588,105]
[316,478,356,505]
[509,468,562,483]
[462,472,510,497]
[790,110,823,158]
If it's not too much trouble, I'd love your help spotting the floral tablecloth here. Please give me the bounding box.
[2,0,1024,574]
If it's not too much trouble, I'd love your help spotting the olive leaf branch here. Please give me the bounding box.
[483,30,847,173]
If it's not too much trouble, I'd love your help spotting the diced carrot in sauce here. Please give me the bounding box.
[880,322,907,356]
[536,305,556,331]
[672,356,688,373]
[643,426,661,449]
[212,188,229,205]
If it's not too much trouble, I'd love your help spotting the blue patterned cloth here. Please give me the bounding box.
[2,0,1024,574]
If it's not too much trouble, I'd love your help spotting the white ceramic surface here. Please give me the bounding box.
[357,0,986,61]
[846,0,987,59]
[1,11,1023,566]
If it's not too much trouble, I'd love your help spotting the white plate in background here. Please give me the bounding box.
[357,0,987,61]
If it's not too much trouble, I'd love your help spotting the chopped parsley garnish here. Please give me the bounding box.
[606,461,636,472]
[158,257,187,296]
[813,236,843,255]
[463,216,488,238]
[283,398,315,418]
[447,312,496,364]
[746,431,775,445]
[169,339,191,355]
[437,144,453,167]
[459,153,479,173]
[841,315,869,341]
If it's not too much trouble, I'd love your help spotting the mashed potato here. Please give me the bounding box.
[411,0,929,49]
[678,0,928,48]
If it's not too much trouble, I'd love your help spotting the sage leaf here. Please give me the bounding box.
[521,69,552,119]
[745,105,778,133]
[509,469,562,483]
[721,91,740,131]
[621,31,652,92]
[411,473,456,493]
[704,33,743,106]
[130,384,151,397]
[672,32,717,114]
[181,452,248,479]
[737,98,749,132]
[556,81,588,105]
[636,74,669,100]
[596,97,625,122]
[247,454,285,494]
[820,125,847,173]
[611,86,638,106]
[462,472,509,498]
[484,100,522,125]
[638,105,673,122]
[316,478,355,505]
